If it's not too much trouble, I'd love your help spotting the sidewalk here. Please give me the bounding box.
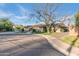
[41,35,79,56]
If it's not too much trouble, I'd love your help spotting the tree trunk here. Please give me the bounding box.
[53,26,56,32]
[76,27,79,37]
[46,26,50,33]
[77,28,79,37]
[53,28,56,32]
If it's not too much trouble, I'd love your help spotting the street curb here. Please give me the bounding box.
[37,34,78,56]
[40,35,68,56]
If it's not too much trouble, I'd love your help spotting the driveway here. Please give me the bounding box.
[0,34,64,56]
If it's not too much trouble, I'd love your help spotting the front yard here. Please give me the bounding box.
[46,32,79,48]
[38,32,79,48]
[61,35,79,48]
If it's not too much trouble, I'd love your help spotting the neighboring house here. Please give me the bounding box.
[69,25,77,35]
[13,25,19,32]
[31,24,45,32]
[24,24,46,33]
[13,25,22,32]
[24,26,32,32]
[52,23,69,33]
[56,28,61,33]
[13,23,69,33]
[26,23,69,33]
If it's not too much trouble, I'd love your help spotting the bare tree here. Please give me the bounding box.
[58,15,74,28]
[33,4,61,33]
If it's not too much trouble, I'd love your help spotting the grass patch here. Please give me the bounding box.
[35,32,60,36]
[61,35,79,48]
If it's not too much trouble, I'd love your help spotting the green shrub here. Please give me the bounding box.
[0,18,13,31]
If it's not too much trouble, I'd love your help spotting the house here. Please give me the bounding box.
[29,23,69,33]
[23,24,46,33]
[52,23,69,33]
[69,25,77,35]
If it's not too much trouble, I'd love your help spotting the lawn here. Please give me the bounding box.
[37,31,79,48]
[36,32,61,36]
[61,35,79,48]
[36,32,66,39]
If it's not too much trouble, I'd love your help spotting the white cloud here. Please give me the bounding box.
[0,9,29,20]
[0,4,33,25]
[13,4,33,21]
[0,10,14,18]
[14,15,29,20]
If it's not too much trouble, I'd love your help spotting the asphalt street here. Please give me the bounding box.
[0,34,64,56]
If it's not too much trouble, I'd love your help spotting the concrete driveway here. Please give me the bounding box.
[0,34,64,56]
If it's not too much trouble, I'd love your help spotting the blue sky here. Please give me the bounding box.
[0,3,79,25]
